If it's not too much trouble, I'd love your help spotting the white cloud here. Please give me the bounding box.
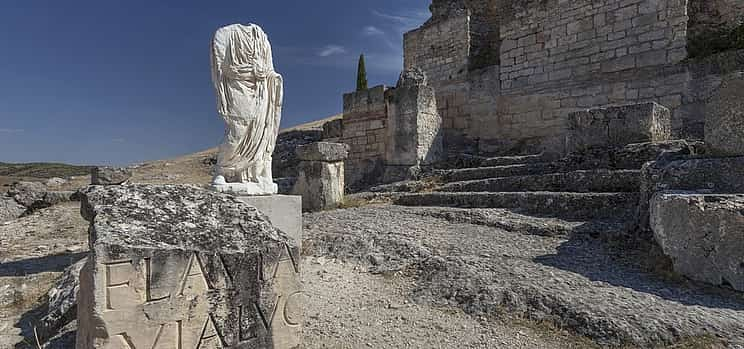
[363,26,385,36]
[372,9,429,34]
[0,128,24,133]
[318,45,347,57]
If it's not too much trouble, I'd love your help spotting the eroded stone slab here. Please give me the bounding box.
[77,184,301,349]
[295,142,349,162]
[567,102,671,153]
[651,192,744,291]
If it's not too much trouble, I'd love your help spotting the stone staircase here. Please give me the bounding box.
[387,140,699,223]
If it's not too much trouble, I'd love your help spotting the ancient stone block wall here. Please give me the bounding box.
[341,86,388,187]
[474,0,690,154]
[404,15,472,149]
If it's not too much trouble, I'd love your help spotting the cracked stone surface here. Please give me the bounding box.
[303,205,744,348]
[77,184,301,349]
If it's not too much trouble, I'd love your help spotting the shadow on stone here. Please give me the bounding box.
[534,235,744,311]
[0,252,87,277]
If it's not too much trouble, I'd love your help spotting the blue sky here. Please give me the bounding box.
[0,0,430,165]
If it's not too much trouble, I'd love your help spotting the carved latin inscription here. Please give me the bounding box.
[95,246,301,349]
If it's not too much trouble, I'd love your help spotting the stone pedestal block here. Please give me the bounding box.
[651,192,744,291]
[567,102,671,153]
[385,69,443,167]
[296,142,349,162]
[293,142,347,212]
[705,72,744,156]
[77,185,301,349]
[236,194,302,249]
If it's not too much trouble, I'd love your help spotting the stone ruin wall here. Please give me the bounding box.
[405,0,744,155]
[341,86,389,187]
[404,15,472,150]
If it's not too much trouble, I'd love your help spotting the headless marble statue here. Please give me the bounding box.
[210,23,283,195]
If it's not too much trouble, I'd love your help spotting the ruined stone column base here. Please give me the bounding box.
[236,195,302,248]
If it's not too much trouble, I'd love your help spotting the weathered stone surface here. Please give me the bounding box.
[637,156,744,232]
[651,192,744,291]
[385,69,443,168]
[90,167,132,185]
[567,102,672,153]
[705,72,744,156]
[563,140,701,171]
[236,195,302,249]
[272,130,323,178]
[77,184,301,349]
[438,169,640,193]
[295,142,349,162]
[37,259,86,342]
[0,195,25,222]
[394,192,639,220]
[293,161,345,212]
[8,181,48,208]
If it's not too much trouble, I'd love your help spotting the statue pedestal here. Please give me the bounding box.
[211,180,278,196]
[236,195,302,248]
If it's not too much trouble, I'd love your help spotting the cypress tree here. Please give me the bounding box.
[356,54,368,91]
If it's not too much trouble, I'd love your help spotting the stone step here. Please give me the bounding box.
[437,169,640,193]
[438,162,567,182]
[480,153,559,167]
[394,192,639,220]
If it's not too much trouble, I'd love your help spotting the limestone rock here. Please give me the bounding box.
[37,259,86,342]
[293,161,345,212]
[296,142,349,162]
[0,195,25,222]
[236,195,303,249]
[77,184,301,349]
[651,192,744,291]
[705,72,744,156]
[637,156,744,232]
[272,130,323,178]
[90,166,132,185]
[567,102,672,153]
[386,68,443,168]
[8,181,48,208]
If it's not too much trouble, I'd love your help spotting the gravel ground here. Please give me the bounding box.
[302,258,589,349]
[303,205,744,348]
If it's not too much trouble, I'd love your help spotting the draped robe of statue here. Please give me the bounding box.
[210,24,283,195]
